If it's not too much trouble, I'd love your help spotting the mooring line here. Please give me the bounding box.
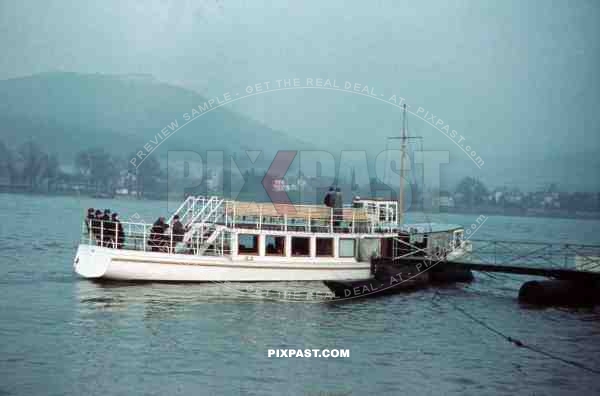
[431,291,600,376]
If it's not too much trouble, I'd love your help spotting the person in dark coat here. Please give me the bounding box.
[171,215,187,244]
[149,217,168,252]
[92,210,103,246]
[323,187,335,208]
[85,208,95,234]
[112,213,125,249]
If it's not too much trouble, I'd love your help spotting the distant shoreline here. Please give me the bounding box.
[440,206,600,221]
[2,189,599,222]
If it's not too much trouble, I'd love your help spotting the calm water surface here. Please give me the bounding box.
[1,193,600,395]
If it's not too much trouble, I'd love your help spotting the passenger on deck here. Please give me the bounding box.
[85,208,95,234]
[92,210,103,246]
[149,217,168,252]
[323,187,335,208]
[112,212,124,249]
[103,209,114,247]
[170,215,187,251]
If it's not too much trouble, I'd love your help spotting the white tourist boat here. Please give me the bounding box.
[74,104,470,282]
[74,195,470,282]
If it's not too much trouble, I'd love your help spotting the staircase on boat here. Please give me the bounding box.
[168,196,227,255]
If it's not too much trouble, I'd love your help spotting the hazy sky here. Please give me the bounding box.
[1,0,599,190]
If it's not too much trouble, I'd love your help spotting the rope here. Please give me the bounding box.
[432,291,600,376]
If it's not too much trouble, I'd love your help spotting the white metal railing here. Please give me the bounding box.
[82,219,152,251]
[167,195,194,224]
[389,230,471,261]
[183,196,223,227]
[81,218,231,256]
[178,196,225,246]
[167,196,222,227]
[221,199,378,234]
[196,225,226,255]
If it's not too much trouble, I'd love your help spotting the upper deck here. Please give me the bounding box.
[170,196,405,234]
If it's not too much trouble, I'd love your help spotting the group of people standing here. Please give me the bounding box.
[148,215,188,253]
[85,207,190,253]
[86,208,124,248]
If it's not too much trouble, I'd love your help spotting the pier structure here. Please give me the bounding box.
[446,239,600,279]
[438,239,600,306]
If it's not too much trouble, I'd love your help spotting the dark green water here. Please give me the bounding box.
[1,193,600,395]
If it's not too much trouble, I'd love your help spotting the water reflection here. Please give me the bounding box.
[75,279,337,322]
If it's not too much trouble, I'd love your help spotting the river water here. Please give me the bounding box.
[1,193,600,395]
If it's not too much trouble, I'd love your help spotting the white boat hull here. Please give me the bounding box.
[73,244,371,282]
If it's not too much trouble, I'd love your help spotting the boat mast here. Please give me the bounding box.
[398,103,407,225]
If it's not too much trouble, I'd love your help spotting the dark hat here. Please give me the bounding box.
[104,209,111,214]
[329,187,334,191]
[111,213,119,218]
[95,209,102,215]
[87,208,94,212]
[173,215,180,220]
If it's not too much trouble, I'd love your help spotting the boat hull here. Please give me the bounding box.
[324,254,474,299]
[73,244,371,282]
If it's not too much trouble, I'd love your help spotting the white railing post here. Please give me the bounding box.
[170,227,173,254]
[143,225,146,252]
[308,208,311,233]
[284,214,287,232]
[352,210,355,234]
[258,206,262,231]
[191,197,195,224]
[330,208,333,233]
[100,221,104,247]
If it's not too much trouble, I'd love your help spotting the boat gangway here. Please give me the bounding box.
[442,239,600,281]
[413,239,600,306]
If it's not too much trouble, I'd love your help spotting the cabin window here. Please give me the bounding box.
[238,234,258,254]
[316,238,334,257]
[291,237,310,257]
[339,239,356,258]
[265,235,285,256]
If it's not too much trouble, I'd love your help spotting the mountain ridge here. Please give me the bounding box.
[0,72,312,164]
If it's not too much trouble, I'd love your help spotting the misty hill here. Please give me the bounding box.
[0,72,311,165]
